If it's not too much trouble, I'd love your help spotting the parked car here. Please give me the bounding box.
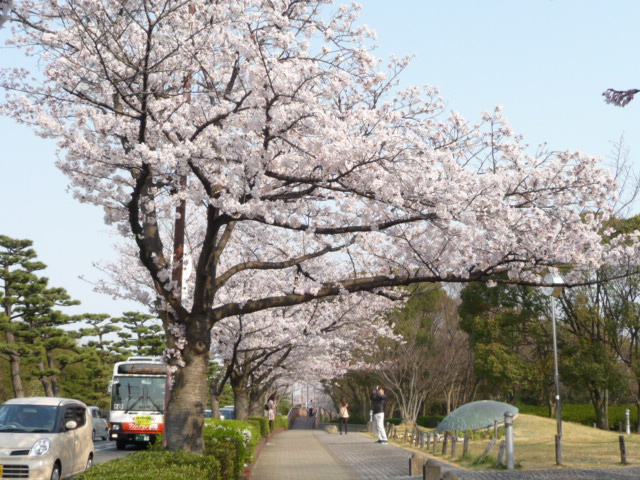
[0,397,94,480]
[88,406,109,441]
[219,406,235,420]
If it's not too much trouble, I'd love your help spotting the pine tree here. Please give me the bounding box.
[0,235,81,397]
[113,312,165,357]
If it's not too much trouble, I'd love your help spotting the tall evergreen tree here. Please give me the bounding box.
[0,235,78,397]
[113,312,165,357]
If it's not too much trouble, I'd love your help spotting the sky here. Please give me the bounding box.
[1,0,640,317]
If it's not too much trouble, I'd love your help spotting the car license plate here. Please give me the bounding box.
[135,434,150,442]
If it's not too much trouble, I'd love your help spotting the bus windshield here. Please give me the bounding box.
[111,376,165,413]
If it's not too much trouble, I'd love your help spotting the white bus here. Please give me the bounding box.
[108,356,166,449]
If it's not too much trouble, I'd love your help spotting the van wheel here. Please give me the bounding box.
[50,465,61,480]
[86,454,93,471]
[116,439,127,450]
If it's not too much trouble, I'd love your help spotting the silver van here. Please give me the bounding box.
[0,397,94,480]
[88,406,109,441]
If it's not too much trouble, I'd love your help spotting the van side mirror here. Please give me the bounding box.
[65,420,78,430]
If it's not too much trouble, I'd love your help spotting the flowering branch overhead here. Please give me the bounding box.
[603,88,640,107]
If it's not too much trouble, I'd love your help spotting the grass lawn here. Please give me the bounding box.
[383,414,640,471]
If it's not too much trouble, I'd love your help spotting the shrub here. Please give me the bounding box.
[248,416,270,436]
[274,414,288,430]
[204,419,258,479]
[417,415,445,428]
[75,450,221,480]
[386,417,402,425]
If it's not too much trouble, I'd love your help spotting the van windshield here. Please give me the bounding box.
[111,375,165,413]
[0,405,58,433]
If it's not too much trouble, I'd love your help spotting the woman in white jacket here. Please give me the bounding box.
[338,398,349,435]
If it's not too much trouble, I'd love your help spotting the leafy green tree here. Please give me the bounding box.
[559,286,627,430]
[459,281,552,405]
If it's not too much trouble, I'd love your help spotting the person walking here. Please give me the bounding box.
[370,386,388,444]
[338,398,349,435]
[267,394,276,431]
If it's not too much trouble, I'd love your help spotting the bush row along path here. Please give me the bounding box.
[252,429,640,480]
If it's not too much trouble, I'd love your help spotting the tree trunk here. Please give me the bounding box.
[165,317,210,453]
[210,391,220,419]
[46,351,60,396]
[234,387,250,421]
[248,390,263,417]
[36,357,55,397]
[5,332,24,397]
[591,388,609,430]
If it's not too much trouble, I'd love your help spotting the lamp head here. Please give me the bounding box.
[541,273,564,297]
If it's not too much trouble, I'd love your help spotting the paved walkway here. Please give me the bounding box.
[251,430,359,480]
[251,429,640,480]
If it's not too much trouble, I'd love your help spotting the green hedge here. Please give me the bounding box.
[248,414,288,436]
[75,450,221,480]
[274,414,288,430]
[386,417,402,425]
[417,414,446,428]
[248,416,270,436]
[204,419,259,479]
[79,419,264,480]
[75,416,292,480]
[517,403,640,430]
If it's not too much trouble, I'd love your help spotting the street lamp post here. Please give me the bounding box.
[542,273,564,466]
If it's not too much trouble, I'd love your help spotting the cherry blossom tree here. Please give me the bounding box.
[212,293,396,420]
[1,0,636,452]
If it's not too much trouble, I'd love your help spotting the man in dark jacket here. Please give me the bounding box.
[370,387,388,444]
